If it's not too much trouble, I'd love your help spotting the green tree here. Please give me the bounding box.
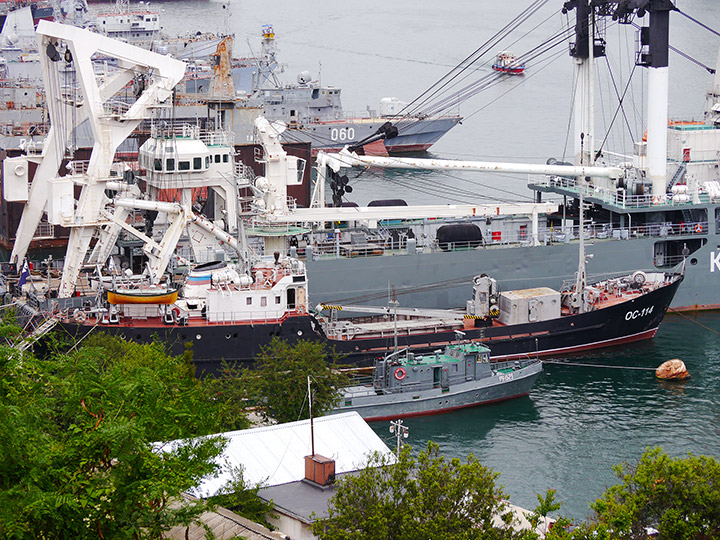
[313,441,534,540]
[526,489,561,536]
[208,465,277,530]
[543,447,720,540]
[589,447,720,539]
[0,308,21,341]
[241,337,349,424]
[0,335,228,539]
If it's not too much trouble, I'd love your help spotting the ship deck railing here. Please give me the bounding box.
[146,123,235,147]
[203,308,302,325]
[103,98,131,118]
[342,378,446,397]
[529,174,715,209]
[341,106,461,121]
[343,367,510,397]
[304,220,709,261]
[33,221,55,240]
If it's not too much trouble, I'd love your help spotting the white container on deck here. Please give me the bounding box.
[498,287,561,325]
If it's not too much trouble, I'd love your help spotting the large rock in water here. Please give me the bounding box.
[656,359,690,380]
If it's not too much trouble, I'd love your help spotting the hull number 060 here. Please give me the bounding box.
[330,127,355,141]
[625,305,654,321]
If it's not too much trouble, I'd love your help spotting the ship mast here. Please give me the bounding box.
[641,1,674,201]
[569,0,601,168]
[568,0,603,312]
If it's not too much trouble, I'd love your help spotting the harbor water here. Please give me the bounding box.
[91,0,720,521]
[371,311,720,520]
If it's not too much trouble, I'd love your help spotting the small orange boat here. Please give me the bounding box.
[106,287,178,305]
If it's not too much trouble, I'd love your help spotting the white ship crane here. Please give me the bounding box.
[249,116,623,249]
[5,21,185,297]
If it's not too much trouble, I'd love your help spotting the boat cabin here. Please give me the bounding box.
[374,342,492,394]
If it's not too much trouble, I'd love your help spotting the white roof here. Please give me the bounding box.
[164,412,393,497]
[500,287,559,299]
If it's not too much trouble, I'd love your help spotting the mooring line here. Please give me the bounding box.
[541,359,656,371]
[670,310,720,336]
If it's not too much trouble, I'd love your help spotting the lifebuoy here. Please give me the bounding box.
[172,307,181,321]
[74,309,86,323]
[394,367,406,381]
[695,223,702,233]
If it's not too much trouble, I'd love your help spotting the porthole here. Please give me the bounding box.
[196,334,202,340]
[690,258,698,266]
[225,333,232,339]
[297,330,303,336]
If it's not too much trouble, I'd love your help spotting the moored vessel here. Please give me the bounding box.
[56,262,682,373]
[331,342,542,421]
[313,268,683,365]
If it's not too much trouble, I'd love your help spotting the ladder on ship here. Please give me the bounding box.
[14,315,58,352]
[667,162,687,192]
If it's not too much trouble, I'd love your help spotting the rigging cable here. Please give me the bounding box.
[415,24,575,120]
[594,59,638,160]
[674,7,720,40]
[396,0,553,119]
[630,21,715,74]
[668,310,720,336]
[541,359,656,370]
[462,46,568,123]
[269,117,541,205]
[410,24,574,119]
[266,3,575,156]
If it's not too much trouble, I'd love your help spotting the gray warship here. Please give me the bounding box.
[297,1,720,313]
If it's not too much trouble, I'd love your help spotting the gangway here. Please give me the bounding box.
[14,314,59,352]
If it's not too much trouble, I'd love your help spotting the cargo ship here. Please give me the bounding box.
[5,22,681,373]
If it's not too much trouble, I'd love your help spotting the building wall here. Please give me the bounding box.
[268,512,317,540]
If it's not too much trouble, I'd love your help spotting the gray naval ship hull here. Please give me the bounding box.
[332,360,542,422]
[279,116,463,154]
[305,233,717,313]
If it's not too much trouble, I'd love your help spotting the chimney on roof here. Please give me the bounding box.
[304,454,336,487]
[304,377,335,487]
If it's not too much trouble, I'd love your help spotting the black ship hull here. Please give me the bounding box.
[335,276,682,363]
[57,275,682,375]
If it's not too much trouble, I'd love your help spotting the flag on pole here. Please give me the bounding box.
[18,260,30,288]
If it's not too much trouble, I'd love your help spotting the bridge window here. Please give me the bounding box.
[166,158,175,171]
[153,158,161,171]
[205,156,210,168]
[246,297,252,305]
[223,154,229,163]
[179,161,190,171]
[193,157,202,170]
[214,154,221,163]
[261,297,267,307]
